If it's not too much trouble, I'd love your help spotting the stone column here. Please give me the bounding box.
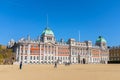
[77,48,79,63]
[56,46,58,63]
[23,45,25,63]
[87,48,89,64]
[81,48,83,64]
[43,44,45,63]
[16,47,19,62]
[53,46,55,63]
[50,46,52,63]
[19,45,21,63]
[70,47,72,63]
[27,44,31,63]
[39,44,41,64]
[47,45,48,63]
[98,49,101,64]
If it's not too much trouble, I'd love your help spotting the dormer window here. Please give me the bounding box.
[47,37,52,40]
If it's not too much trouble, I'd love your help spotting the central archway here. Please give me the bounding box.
[83,58,86,64]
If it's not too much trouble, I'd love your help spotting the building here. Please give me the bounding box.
[109,46,120,62]
[8,27,109,64]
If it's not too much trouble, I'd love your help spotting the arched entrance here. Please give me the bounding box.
[83,58,86,64]
[78,55,80,64]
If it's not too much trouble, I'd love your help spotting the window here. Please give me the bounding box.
[117,58,120,61]
[21,50,23,53]
[52,56,53,60]
[45,56,47,60]
[41,56,43,60]
[72,52,74,55]
[47,37,52,40]
[93,58,95,61]
[117,53,119,56]
[112,53,113,56]
[25,56,27,60]
[76,58,78,60]
[49,56,50,60]
[34,56,35,60]
[37,56,39,60]
[30,56,32,60]
[25,50,27,53]
[55,57,56,60]
[116,53,117,56]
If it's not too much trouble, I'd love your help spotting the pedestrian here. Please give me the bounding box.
[19,61,22,70]
[83,59,86,64]
[54,62,57,68]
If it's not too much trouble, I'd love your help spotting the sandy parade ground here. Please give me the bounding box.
[0,64,120,80]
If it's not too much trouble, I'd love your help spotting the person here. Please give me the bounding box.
[54,61,57,68]
[19,61,22,70]
[83,58,86,64]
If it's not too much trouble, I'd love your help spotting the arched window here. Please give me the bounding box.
[34,56,35,60]
[37,56,39,60]
[52,56,53,60]
[30,56,32,60]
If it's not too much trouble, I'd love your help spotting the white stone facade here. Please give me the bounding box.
[10,28,109,64]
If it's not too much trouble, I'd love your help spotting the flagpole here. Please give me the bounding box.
[47,14,48,27]
[79,31,80,42]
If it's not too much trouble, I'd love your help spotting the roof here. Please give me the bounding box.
[96,36,107,43]
[41,27,54,36]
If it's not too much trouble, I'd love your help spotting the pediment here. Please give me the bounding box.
[45,42,56,46]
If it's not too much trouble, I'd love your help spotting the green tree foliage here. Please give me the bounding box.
[0,45,2,50]
[0,45,15,65]
[0,54,3,64]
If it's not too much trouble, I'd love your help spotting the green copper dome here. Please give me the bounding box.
[96,36,107,43]
[41,27,54,36]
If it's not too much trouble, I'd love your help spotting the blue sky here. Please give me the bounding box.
[0,0,120,46]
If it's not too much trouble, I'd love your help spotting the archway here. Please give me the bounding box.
[83,58,86,64]
[78,55,80,64]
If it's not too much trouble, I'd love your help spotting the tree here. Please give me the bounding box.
[0,54,3,64]
[0,45,2,51]
[0,45,15,64]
